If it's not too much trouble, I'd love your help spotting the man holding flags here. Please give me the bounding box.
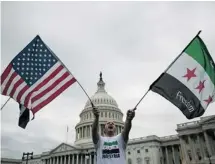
[92,106,135,164]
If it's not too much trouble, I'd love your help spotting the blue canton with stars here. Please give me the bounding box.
[12,35,58,86]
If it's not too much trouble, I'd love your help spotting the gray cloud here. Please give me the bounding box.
[1,1,215,159]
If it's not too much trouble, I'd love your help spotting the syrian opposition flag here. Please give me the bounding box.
[19,104,30,129]
[150,32,215,119]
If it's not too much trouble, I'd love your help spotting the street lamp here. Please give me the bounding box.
[22,152,33,164]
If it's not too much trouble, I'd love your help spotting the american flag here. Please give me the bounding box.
[1,35,76,115]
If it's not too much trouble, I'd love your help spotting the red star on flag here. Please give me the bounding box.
[204,95,213,106]
[183,68,197,81]
[195,80,206,93]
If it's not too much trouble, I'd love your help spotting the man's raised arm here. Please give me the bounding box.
[121,109,135,144]
[92,106,100,145]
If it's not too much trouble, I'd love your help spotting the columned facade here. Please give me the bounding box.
[39,151,97,164]
[3,74,215,164]
[176,115,215,164]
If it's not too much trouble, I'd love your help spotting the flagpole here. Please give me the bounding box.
[66,126,68,144]
[133,30,202,110]
[1,97,11,110]
[133,89,150,110]
[43,41,95,107]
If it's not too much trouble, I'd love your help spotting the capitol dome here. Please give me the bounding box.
[84,72,119,109]
[74,73,124,146]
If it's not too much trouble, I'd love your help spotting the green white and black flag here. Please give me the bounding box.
[19,104,30,129]
[150,33,215,119]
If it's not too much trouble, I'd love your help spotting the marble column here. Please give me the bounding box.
[204,131,212,156]
[76,154,79,164]
[188,135,196,162]
[56,157,59,164]
[89,155,92,164]
[90,126,92,137]
[162,147,165,164]
[72,155,74,164]
[165,147,169,164]
[93,154,96,164]
[178,146,183,164]
[68,155,70,164]
[80,155,83,164]
[180,137,188,163]
[64,156,67,164]
[83,127,85,138]
[172,146,176,164]
[88,126,90,137]
[197,134,204,160]
[61,156,63,164]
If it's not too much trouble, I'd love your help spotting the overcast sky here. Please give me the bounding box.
[1,1,215,159]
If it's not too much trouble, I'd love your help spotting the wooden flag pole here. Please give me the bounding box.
[133,30,202,111]
[133,89,150,110]
[43,41,95,108]
[1,97,11,110]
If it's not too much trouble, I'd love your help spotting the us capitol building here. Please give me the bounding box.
[2,73,215,164]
